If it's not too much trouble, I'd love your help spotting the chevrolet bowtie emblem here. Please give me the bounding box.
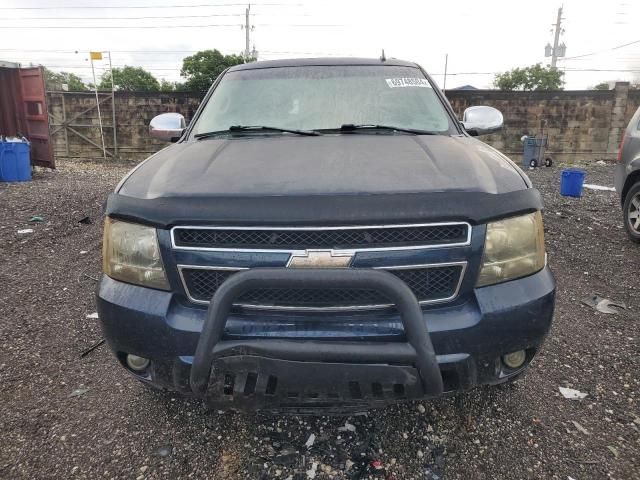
[287,250,354,268]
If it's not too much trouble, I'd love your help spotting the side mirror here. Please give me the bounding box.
[149,113,186,142]
[462,106,503,136]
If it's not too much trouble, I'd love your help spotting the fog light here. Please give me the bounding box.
[502,350,526,369]
[126,354,150,371]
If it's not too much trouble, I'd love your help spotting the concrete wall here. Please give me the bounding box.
[47,83,640,164]
[47,91,203,160]
[446,82,640,163]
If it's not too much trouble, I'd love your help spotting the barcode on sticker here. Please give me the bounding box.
[385,78,431,88]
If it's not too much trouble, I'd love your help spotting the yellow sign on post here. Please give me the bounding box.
[90,51,103,61]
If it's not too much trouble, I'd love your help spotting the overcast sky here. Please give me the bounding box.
[1,0,639,90]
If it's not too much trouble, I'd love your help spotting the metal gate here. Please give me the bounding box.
[47,91,117,160]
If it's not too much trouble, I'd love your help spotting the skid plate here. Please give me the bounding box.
[204,355,424,412]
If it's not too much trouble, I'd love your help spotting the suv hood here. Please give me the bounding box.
[119,135,527,199]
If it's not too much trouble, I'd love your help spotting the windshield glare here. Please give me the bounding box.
[192,65,454,135]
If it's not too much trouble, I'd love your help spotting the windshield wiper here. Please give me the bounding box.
[195,125,320,139]
[338,124,438,135]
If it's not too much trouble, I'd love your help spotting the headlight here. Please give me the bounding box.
[476,211,545,287]
[102,218,169,290]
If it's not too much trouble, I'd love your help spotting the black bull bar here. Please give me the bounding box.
[190,268,444,410]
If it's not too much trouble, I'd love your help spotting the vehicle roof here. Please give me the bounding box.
[228,57,420,71]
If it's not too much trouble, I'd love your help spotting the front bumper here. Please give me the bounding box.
[97,266,555,412]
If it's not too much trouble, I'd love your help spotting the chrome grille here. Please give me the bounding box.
[180,265,465,309]
[172,223,469,251]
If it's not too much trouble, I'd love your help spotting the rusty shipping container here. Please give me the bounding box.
[0,61,54,168]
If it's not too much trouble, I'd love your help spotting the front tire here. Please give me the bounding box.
[623,182,640,243]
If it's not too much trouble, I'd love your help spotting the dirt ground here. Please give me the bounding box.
[1,159,638,480]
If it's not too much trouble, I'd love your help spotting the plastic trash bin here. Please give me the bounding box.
[560,168,585,198]
[0,141,31,182]
[522,136,552,168]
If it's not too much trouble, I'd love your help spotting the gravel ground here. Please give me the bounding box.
[1,160,638,480]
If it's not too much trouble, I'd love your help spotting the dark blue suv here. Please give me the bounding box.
[97,58,555,413]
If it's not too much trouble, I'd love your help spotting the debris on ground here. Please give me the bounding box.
[304,433,316,449]
[68,387,89,398]
[155,445,172,458]
[559,387,588,400]
[571,420,590,435]
[77,216,92,225]
[78,269,99,283]
[85,312,99,319]
[80,338,106,358]
[29,215,44,222]
[425,469,442,480]
[305,461,318,479]
[338,422,356,432]
[583,183,615,192]
[581,295,626,314]
[17,228,33,234]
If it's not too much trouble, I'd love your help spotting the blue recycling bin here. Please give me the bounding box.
[0,141,31,182]
[560,169,586,198]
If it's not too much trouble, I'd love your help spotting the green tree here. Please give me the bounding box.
[180,49,249,92]
[99,66,160,91]
[159,79,184,92]
[494,64,564,91]
[593,82,610,90]
[44,67,88,91]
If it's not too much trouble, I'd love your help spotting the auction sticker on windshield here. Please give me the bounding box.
[385,78,431,88]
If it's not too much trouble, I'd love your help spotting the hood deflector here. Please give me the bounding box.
[105,188,543,228]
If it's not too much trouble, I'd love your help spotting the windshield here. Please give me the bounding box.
[192,65,456,135]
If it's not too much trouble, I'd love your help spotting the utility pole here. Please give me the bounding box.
[550,6,562,68]
[244,4,251,59]
[545,6,566,68]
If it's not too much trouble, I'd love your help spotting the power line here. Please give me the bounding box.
[562,57,640,61]
[3,12,313,20]
[0,48,347,55]
[33,64,640,75]
[0,23,240,29]
[564,68,640,72]
[0,2,302,10]
[3,13,248,20]
[560,39,640,61]
[0,23,341,29]
[430,69,640,76]
[41,65,185,71]
[0,48,206,53]
[12,47,636,61]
